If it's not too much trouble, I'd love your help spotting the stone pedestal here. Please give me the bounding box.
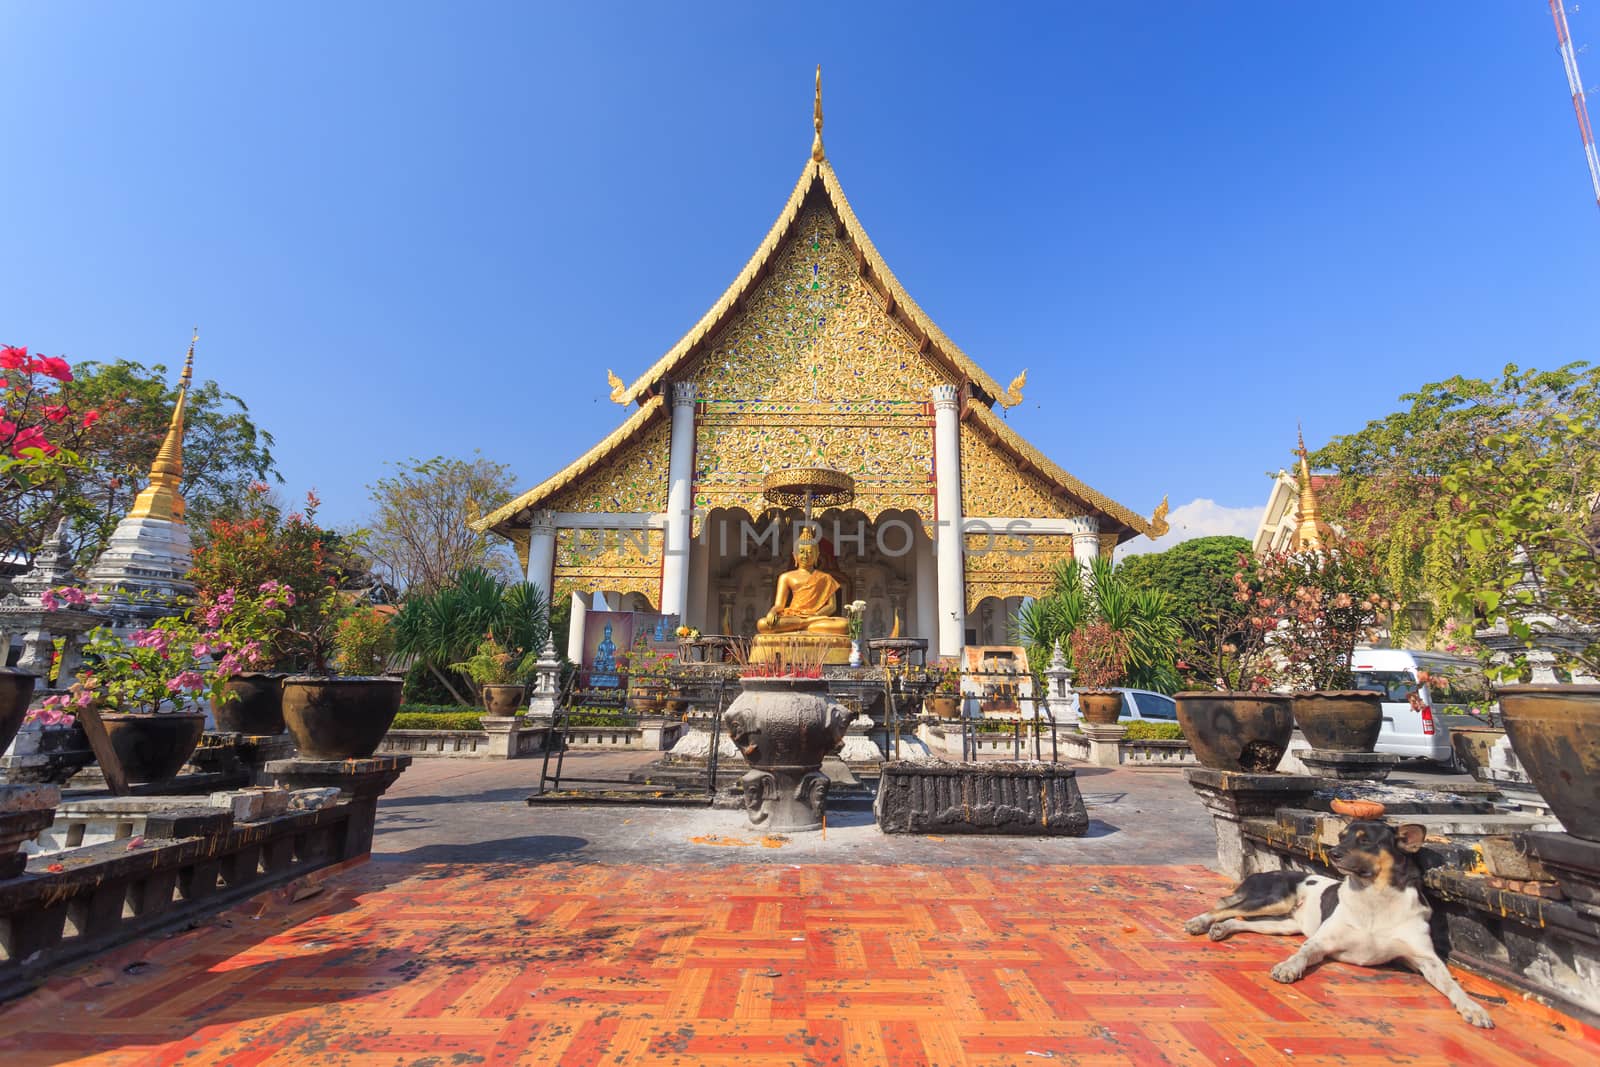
[1297,749,1400,782]
[1185,769,1323,880]
[1080,722,1126,768]
[265,756,410,856]
[481,716,521,758]
[876,760,1088,836]
[838,712,887,767]
[1520,832,1600,919]
[1,784,59,879]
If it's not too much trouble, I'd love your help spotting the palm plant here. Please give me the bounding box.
[391,567,549,704]
[1011,556,1182,693]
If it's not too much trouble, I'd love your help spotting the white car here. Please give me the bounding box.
[1349,649,1489,763]
[1111,688,1179,722]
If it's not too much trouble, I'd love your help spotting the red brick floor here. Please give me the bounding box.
[2,860,1595,1066]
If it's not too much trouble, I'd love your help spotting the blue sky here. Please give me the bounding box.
[3,3,1597,546]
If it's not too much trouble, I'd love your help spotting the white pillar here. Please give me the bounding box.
[660,382,697,620]
[527,510,556,604]
[932,384,965,658]
[566,591,588,665]
[914,527,937,650]
[1071,516,1101,592]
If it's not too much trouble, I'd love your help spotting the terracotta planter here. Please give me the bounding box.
[99,712,207,784]
[480,683,527,717]
[1293,691,1383,752]
[1079,690,1122,725]
[282,676,403,761]
[1499,685,1600,842]
[1449,725,1505,781]
[1174,692,1295,773]
[210,672,285,735]
[925,695,960,718]
[0,667,39,757]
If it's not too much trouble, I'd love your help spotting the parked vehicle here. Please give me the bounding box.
[1112,688,1178,722]
[1348,649,1490,763]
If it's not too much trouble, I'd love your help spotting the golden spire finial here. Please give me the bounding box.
[1292,423,1333,551]
[811,65,825,162]
[126,331,196,524]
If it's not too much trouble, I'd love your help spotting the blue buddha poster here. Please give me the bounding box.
[582,612,634,688]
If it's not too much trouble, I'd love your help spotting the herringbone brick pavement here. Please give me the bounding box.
[1,861,1594,1065]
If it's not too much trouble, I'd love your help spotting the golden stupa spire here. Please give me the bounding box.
[1291,424,1334,551]
[811,65,825,162]
[127,330,196,523]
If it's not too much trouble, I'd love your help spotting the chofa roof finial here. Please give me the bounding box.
[811,65,825,162]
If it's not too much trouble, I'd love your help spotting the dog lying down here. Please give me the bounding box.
[1184,819,1493,1028]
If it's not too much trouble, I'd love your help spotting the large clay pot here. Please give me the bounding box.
[1448,725,1505,781]
[1,721,95,784]
[1499,685,1600,842]
[210,672,285,735]
[282,676,403,761]
[1174,692,1295,773]
[1079,691,1122,725]
[925,695,960,718]
[481,683,526,717]
[1293,691,1383,752]
[99,712,207,784]
[723,677,852,832]
[0,667,39,757]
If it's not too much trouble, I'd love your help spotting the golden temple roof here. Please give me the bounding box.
[126,331,195,524]
[474,394,667,533]
[964,402,1169,541]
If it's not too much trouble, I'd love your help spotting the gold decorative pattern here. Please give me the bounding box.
[545,417,672,514]
[688,206,947,403]
[959,424,1087,522]
[1097,532,1119,559]
[552,528,662,609]
[614,158,1008,407]
[693,407,934,520]
[962,533,1073,613]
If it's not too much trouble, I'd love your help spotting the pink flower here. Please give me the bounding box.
[34,356,73,382]
[0,346,26,370]
[81,409,101,429]
[41,590,59,610]
[42,404,68,423]
[165,671,205,693]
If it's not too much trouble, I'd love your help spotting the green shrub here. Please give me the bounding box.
[390,711,485,732]
[567,707,633,727]
[1121,720,1186,741]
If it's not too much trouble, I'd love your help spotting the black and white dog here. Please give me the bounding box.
[1184,820,1493,1028]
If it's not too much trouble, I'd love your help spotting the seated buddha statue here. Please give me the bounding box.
[756,531,850,636]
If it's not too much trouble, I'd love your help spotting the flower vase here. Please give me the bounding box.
[849,640,862,668]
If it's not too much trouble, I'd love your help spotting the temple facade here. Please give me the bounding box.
[475,73,1168,657]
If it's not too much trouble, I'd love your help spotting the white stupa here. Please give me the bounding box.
[85,332,198,631]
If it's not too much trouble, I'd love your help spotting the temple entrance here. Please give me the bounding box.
[686,507,936,641]
[968,595,1028,647]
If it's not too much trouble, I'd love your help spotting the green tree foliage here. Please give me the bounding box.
[1011,556,1182,693]
[12,358,278,564]
[364,454,518,595]
[1118,536,1253,639]
[1309,363,1597,645]
[391,567,549,704]
[1434,373,1600,677]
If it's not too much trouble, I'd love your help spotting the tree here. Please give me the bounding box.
[1119,536,1253,639]
[0,350,278,565]
[1308,364,1599,645]
[391,567,549,704]
[1011,556,1182,693]
[364,454,518,595]
[1434,375,1600,678]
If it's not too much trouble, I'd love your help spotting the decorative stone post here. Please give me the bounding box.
[1080,721,1127,767]
[931,384,965,657]
[1184,768,1323,880]
[526,510,557,605]
[1043,642,1078,724]
[526,634,561,725]
[660,381,698,620]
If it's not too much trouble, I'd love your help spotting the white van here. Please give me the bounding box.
[1348,649,1490,763]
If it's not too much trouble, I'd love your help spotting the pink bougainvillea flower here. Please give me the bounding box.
[0,346,27,370]
[42,404,69,423]
[12,426,57,457]
[0,420,15,439]
[81,408,101,429]
[34,355,73,382]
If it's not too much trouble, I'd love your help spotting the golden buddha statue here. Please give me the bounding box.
[757,531,849,636]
